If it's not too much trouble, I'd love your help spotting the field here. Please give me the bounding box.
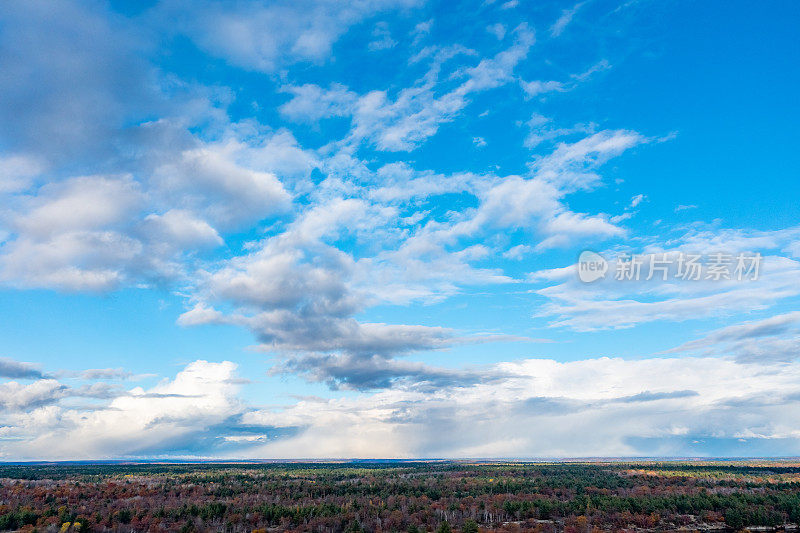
[2,462,800,532]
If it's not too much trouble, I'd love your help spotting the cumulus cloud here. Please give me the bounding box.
[241,356,800,459]
[152,142,292,229]
[7,356,800,459]
[1,0,644,388]
[1,360,246,459]
[177,198,480,387]
[0,175,145,291]
[0,380,66,412]
[0,171,225,290]
[170,123,644,391]
[406,130,642,253]
[142,210,223,249]
[0,128,310,291]
[0,1,305,292]
[13,175,143,239]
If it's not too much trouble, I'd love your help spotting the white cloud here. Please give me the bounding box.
[176,303,226,327]
[503,244,533,260]
[572,58,611,81]
[486,23,506,40]
[420,130,642,251]
[523,114,594,148]
[242,356,800,458]
[1,360,243,459]
[313,25,536,151]
[4,0,798,463]
[532,129,644,190]
[368,21,397,51]
[533,227,800,331]
[0,154,45,194]
[0,147,292,290]
[630,193,646,208]
[78,368,133,381]
[0,175,145,291]
[667,311,800,363]
[280,83,359,122]
[520,58,611,101]
[7,356,800,459]
[158,0,422,72]
[142,210,223,249]
[0,379,66,412]
[550,2,586,37]
[153,142,292,229]
[520,80,565,98]
[412,19,432,36]
[14,175,142,238]
[368,163,479,203]
[0,357,45,379]
[176,196,485,387]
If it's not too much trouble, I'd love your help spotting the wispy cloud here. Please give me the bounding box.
[154,0,423,72]
[667,311,800,363]
[550,1,587,37]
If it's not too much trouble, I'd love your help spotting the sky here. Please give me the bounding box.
[0,0,799,460]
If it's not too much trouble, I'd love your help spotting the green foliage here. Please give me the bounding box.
[0,508,39,530]
[462,518,479,533]
[116,508,132,524]
[344,520,365,532]
[198,502,226,521]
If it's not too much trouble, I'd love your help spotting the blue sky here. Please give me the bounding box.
[0,0,799,459]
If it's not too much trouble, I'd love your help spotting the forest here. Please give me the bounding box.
[1,461,800,532]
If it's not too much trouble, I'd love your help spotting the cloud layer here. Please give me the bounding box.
[6,356,800,459]
[1,0,798,459]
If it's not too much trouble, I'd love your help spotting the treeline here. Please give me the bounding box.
[1,462,800,532]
